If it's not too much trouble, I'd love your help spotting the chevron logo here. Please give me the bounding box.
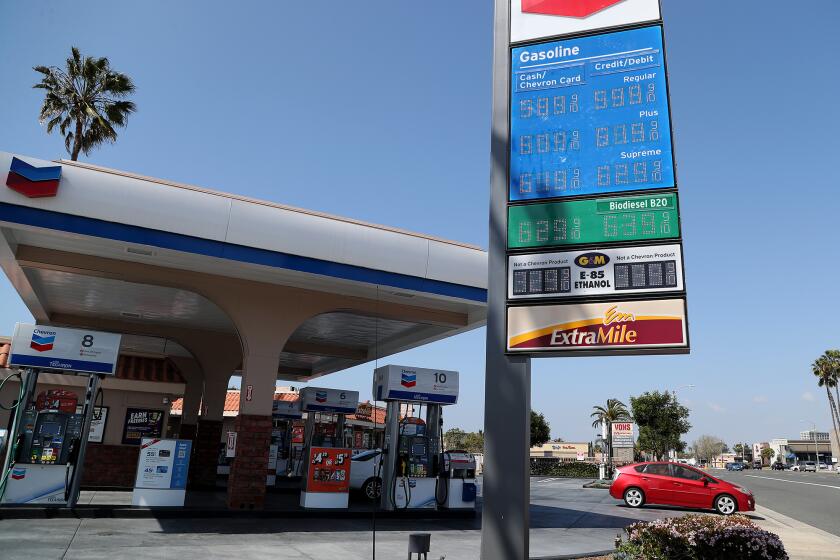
[400,372,417,388]
[6,157,62,198]
[30,330,56,352]
[315,391,327,403]
[11,467,26,480]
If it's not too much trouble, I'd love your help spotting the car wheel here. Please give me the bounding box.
[714,494,738,515]
[623,487,645,508]
[362,477,382,501]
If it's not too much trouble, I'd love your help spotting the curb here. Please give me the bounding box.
[532,550,615,559]
[0,505,477,521]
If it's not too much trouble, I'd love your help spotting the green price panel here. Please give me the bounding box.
[508,192,680,249]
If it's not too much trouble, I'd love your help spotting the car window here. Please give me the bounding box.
[672,465,704,480]
[634,465,646,473]
[644,463,671,476]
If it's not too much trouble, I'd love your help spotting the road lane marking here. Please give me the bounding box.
[745,475,840,490]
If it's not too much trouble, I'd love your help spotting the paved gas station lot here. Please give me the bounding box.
[0,478,685,559]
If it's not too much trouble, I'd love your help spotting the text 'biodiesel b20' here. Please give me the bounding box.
[507,192,679,250]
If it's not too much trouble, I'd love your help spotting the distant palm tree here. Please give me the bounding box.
[812,350,840,445]
[591,399,632,473]
[34,46,136,161]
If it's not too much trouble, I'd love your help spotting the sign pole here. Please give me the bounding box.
[481,0,532,558]
[67,373,101,507]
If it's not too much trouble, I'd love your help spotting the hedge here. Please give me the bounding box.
[615,514,788,560]
[530,460,599,478]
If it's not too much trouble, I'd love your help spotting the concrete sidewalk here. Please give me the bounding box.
[752,505,840,560]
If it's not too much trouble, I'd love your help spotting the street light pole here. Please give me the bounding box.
[668,385,694,460]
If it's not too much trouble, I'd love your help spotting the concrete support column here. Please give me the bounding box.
[227,353,279,510]
[171,357,203,440]
[191,373,233,488]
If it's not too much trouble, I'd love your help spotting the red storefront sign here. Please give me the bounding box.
[305,447,351,493]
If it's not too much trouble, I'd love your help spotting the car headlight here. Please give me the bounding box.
[734,486,751,495]
[613,471,621,480]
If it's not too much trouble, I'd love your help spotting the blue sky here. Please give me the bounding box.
[0,0,838,447]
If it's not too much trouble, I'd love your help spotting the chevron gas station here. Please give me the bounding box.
[0,151,487,511]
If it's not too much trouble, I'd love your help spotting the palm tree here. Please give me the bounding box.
[34,47,136,161]
[591,399,632,473]
[812,350,840,447]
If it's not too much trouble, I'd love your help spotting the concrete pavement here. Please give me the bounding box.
[3,476,836,559]
[0,478,682,559]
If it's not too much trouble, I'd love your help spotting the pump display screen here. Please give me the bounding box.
[508,192,679,249]
[39,422,61,437]
[509,25,674,201]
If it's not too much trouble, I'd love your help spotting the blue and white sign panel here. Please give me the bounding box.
[510,25,674,202]
[134,439,192,490]
[9,323,121,375]
[132,438,192,507]
[373,365,459,404]
[299,387,359,414]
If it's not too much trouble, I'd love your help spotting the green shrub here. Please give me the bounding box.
[530,459,598,478]
[614,514,787,560]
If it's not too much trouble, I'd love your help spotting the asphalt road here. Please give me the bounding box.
[708,468,840,537]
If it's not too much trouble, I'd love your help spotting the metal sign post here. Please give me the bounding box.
[482,0,531,558]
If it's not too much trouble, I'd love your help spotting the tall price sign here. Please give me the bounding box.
[483,3,687,558]
[503,4,689,357]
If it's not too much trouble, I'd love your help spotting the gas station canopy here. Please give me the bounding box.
[0,152,487,381]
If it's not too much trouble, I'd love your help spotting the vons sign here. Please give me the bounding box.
[507,298,688,354]
[510,0,661,43]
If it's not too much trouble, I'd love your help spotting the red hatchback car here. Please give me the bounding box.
[609,462,755,515]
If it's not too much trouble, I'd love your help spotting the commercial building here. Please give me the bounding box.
[530,442,590,461]
[799,430,831,442]
[752,442,770,466]
[770,438,834,466]
[0,151,487,508]
[709,453,737,469]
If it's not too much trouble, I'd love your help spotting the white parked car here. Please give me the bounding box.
[349,449,382,500]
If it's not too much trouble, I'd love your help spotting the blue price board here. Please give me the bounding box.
[510,25,674,202]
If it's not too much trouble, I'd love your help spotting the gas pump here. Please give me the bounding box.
[298,387,359,508]
[271,397,302,480]
[374,365,474,511]
[0,324,121,506]
[438,450,478,509]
